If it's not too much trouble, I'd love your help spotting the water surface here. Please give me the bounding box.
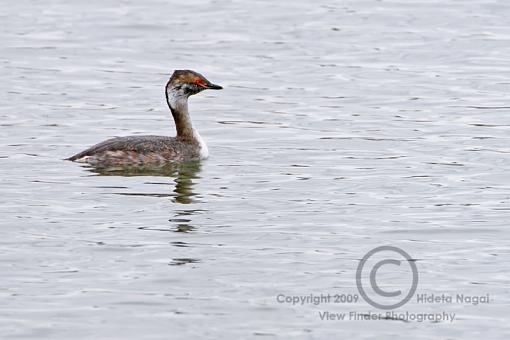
[1,0,510,339]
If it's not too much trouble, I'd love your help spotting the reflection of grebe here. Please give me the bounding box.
[89,161,201,203]
[90,161,202,233]
[67,70,222,166]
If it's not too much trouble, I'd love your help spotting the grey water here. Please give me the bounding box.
[1,0,510,338]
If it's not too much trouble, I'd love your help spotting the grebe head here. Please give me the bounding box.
[167,70,222,97]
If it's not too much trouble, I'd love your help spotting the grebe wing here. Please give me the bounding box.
[67,135,179,161]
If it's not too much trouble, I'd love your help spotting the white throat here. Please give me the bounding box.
[193,129,209,159]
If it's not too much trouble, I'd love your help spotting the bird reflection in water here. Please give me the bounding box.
[87,161,202,233]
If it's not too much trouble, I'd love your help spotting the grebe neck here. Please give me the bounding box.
[166,86,197,139]
[165,85,209,159]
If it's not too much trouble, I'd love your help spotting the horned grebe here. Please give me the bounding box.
[67,70,222,166]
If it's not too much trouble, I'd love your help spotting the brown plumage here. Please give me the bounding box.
[67,135,199,166]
